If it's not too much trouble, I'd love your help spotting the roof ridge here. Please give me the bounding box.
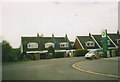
[77,36,89,37]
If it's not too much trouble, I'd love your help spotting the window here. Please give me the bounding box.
[91,43,94,46]
[87,43,90,46]
[108,40,110,45]
[27,42,38,49]
[85,41,95,47]
[45,42,54,48]
[60,42,69,48]
[117,39,120,44]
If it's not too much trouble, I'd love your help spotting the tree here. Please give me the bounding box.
[47,46,55,58]
[2,40,12,62]
[47,46,55,54]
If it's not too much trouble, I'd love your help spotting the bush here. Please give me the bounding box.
[8,54,18,62]
[47,53,53,59]
[74,49,88,57]
[2,40,12,62]
[53,52,65,58]
[25,54,35,60]
[47,46,55,55]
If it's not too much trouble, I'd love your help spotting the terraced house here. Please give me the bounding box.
[73,31,120,50]
[21,33,72,59]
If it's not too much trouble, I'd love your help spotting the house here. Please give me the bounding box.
[73,31,120,50]
[73,33,99,50]
[21,33,72,59]
[107,31,120,48]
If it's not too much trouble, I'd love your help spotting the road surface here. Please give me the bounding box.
[2,57,119,80]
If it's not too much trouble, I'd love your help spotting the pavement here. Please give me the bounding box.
[73,57,120,78]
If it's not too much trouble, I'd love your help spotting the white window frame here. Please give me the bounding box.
[60,42,69,48]
[117,39,120,44]
[45,42,54,48]
[85,41,95,47]
[108,40,110,45]
[27,42,38,49]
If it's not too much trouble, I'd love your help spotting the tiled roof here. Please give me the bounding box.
[92,35,102,47]
[108,33,120,46]
[21,36,72,53]
[92,34,115,47]
[77,36,99,49]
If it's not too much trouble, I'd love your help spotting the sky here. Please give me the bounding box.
[0,0,119,48]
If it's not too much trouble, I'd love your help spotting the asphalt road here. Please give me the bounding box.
[2,57,119,80]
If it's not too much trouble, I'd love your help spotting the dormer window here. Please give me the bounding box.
[27,42,38,49]
[100,40,110,45]
[108,40,110,45]
[45,42,54,48]
[85,41,95,47]
[117,39,120,44]
[60,42,69,48]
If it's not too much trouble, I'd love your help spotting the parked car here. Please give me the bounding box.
[85,49,103,59]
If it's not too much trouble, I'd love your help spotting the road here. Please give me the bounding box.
[2,57,119,80]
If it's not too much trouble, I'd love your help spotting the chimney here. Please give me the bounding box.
[117,30,119,35]
[89,33,91,37]
[52,34,54,38]
[37,33,39,37]
[65,34,69,42]
[65,34,68,39]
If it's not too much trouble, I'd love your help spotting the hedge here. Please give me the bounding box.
[53,52,65,58]
[74,49,88,57]
[23,54,35,60]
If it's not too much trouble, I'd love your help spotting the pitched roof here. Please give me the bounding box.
[21,36,72,53]
[77,36,99,49]
[107,33,120,46]
[92,34,115,48]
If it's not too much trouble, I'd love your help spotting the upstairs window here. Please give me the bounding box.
[27,42,38,49]
[45,42,54,48]
[85,41,95,47]
[117,39,120,44]
[60,42,69,48]
[108,40,110,45]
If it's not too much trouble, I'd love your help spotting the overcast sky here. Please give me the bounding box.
[0,0,119,48]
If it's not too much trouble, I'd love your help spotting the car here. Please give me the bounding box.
[85,49,103,59]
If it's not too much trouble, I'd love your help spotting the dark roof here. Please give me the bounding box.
[92,35,102,47]
[92,34,115,47]
[108,33,120,46]
[21,36,72,53]
[77,36,99,49]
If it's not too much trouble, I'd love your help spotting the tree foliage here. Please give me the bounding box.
[2,40,12,62]
[2,40,20,62]
[47,46,55,55]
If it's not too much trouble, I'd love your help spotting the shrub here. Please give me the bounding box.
[24,54,35,60]
[74,49,88,57]
[54,52,65,58]
[47,46,55,55]
[2,40,12,62]
[47,53,53,59]
[8,54,18,62]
